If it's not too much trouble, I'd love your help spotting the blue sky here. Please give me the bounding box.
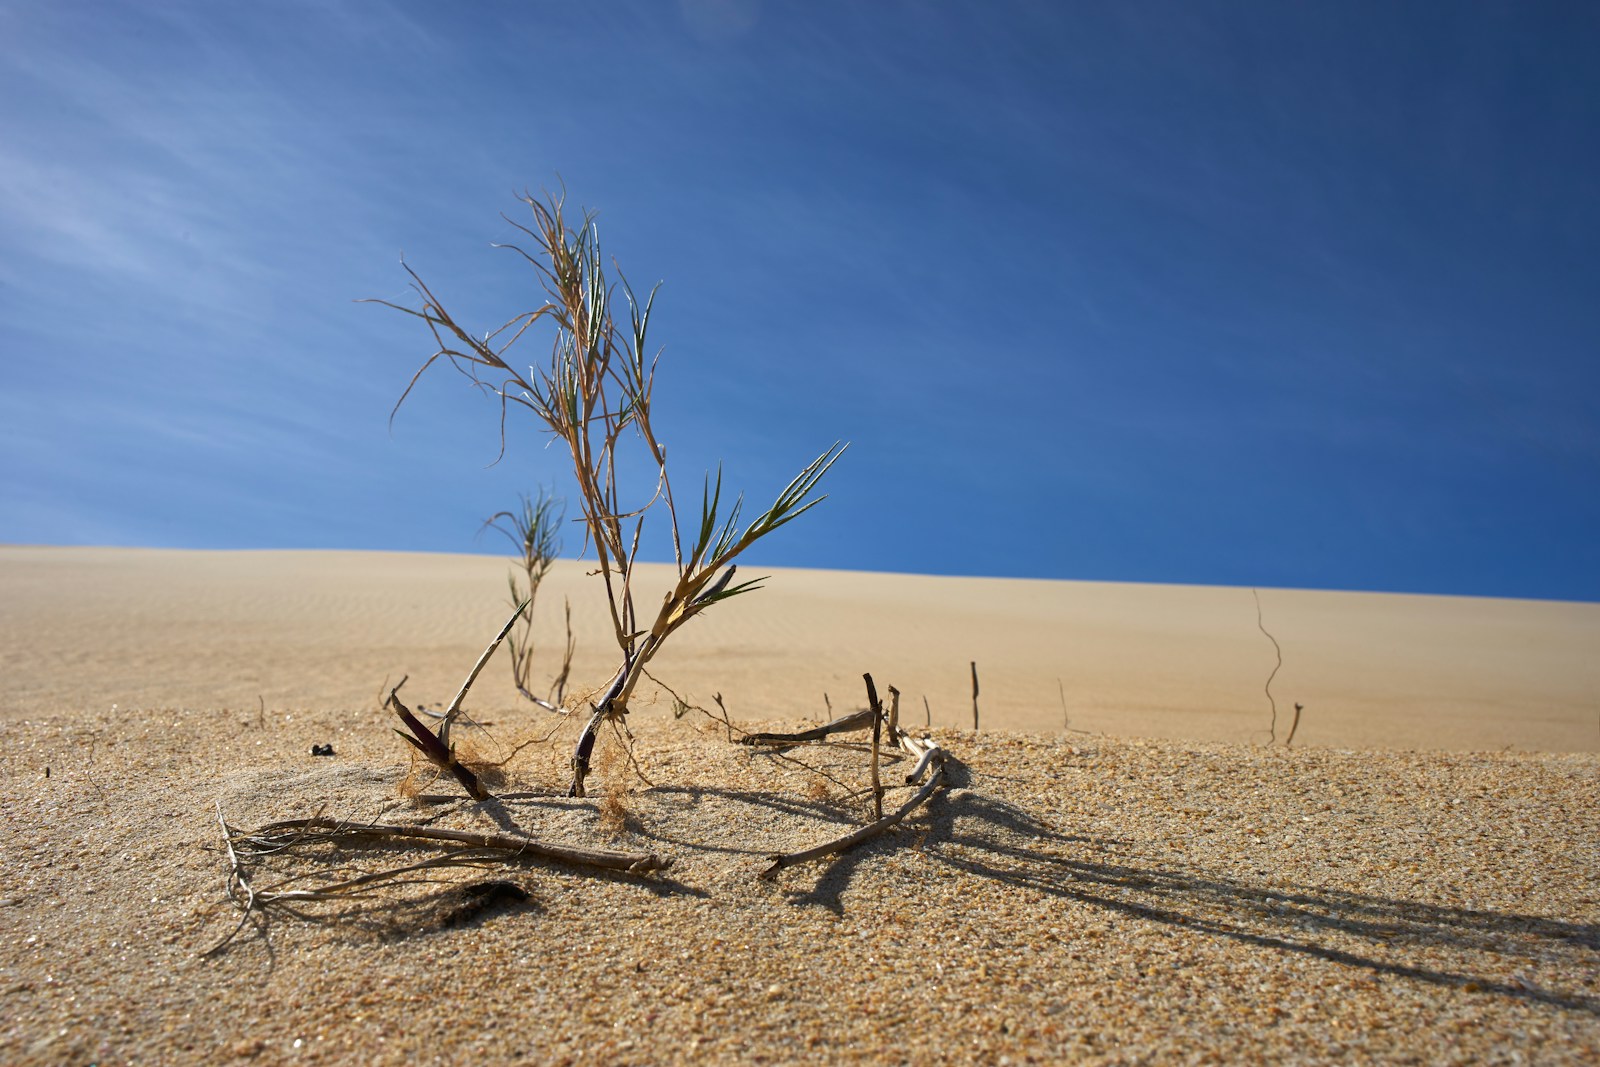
[2,1,1597,600]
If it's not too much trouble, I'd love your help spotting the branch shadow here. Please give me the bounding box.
[620,783,863,856]
[782,760,1600,1017]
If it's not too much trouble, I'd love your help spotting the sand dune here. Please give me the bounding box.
[1,546,1596,1064]
[2,545,1595,750]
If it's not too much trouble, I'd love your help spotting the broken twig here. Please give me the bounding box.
[740,708,875,746]
[970,661,980,731]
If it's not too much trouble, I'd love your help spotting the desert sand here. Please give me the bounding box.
[1,545,1596,1064]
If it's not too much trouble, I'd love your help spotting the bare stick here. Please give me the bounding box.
[970,661,980,732]
[1286,703,1304,748]
[521,693,566,715]
[650,672,861,795]
[865,674,884,821]
[923,695,931,728]
[1253,589,1282,744]
[886,685,900,736]
[1058,677,1068,732]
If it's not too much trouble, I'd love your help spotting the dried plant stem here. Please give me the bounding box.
[520,690,565,715]
[388,680,489,802]
[740,708,875,746]
[490,492,570,713]
[903,743,941,785]
[204,802,260,957]
[205,806,669,954]
[1254,588,1283,744]
[548,598,575,708]
[711,693,734,743]
[654,677,860,794]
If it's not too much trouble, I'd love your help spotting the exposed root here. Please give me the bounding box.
[203,807,670,955]
[236,816,669,872]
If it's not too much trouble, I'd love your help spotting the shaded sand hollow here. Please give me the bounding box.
[1,545,1596,1064]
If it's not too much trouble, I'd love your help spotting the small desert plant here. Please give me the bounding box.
[202,194,937,952]
[485,489,573,712]
[370,188,845,795]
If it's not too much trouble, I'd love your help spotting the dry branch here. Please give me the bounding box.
[441,597,530,743]
[904,743,941,785]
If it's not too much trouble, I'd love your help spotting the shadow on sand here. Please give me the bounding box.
[783,758,1600,1017]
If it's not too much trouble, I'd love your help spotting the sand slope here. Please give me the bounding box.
[0,547,1596,1064]
[2,546,1596,750]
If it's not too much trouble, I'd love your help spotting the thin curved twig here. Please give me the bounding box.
[1254,588,1282,744]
